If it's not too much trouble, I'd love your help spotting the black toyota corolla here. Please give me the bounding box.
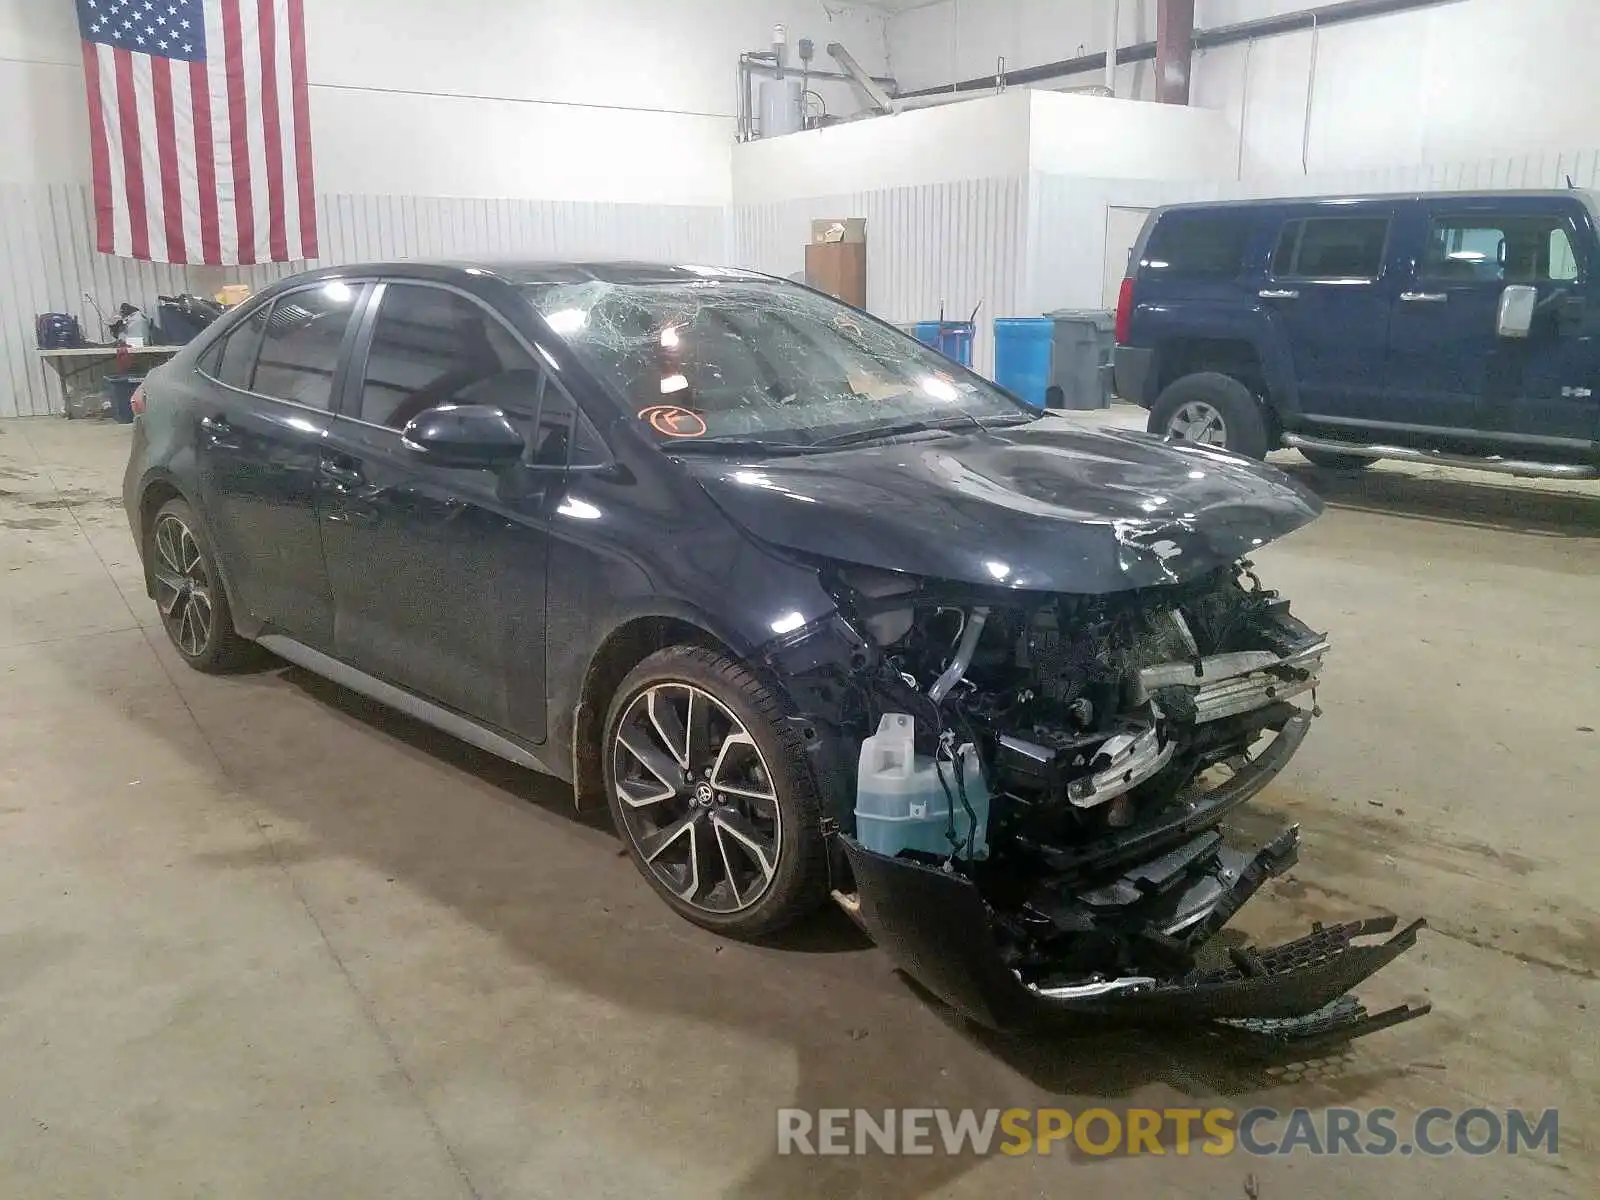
[124,261,1426,1047]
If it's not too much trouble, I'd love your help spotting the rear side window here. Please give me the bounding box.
[210,305,270,391]
[1421,214,1581,284]
[1272,217,1390,279]
[1141,212,1252,278]
[250,282,364,410]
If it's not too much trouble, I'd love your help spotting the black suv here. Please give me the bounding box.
[124,261,1425,1045]
[1114,190,1600,480]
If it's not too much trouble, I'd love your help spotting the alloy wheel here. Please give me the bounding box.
[1166,400,1229,448]
[611,683,783,915]
[151,513,215,658]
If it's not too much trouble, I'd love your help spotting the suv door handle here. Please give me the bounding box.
[1401,291,1448,303]
[1258,289,1300,300]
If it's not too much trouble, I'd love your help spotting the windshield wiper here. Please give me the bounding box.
[662,436,815,456]
[807,412,1022,448]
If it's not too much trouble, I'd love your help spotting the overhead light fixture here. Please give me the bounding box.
[660,374,689,395]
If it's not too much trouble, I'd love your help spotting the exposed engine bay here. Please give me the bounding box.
[766,558,1428,1051]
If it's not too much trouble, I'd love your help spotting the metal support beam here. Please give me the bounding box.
[1156,0,1196,104]
[828,42,898,114]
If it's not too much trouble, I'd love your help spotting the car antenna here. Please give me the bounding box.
[1567,174,1577,189]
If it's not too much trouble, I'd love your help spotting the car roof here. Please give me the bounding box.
[282,260,776,287]
[1153,189,1595,216]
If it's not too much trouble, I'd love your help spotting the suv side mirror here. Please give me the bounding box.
[1496,284,1538,339]
[402,404,526,468]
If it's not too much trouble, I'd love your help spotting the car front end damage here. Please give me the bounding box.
[762,558,1429,1051]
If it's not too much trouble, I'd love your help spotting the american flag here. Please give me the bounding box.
[75,0,317,265]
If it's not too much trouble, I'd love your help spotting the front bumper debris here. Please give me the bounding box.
[841,837,1428,1047]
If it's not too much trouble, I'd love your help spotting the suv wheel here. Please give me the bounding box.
[147,499,257,672]
[1299,447,1376,471]
[1150,372,1270,459]
[603,645,829,937]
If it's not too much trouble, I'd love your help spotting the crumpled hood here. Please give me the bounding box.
[678,419,1323,592]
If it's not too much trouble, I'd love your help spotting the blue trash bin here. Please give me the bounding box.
[911,320,975,368]
[104,374,142,424]
[993,318,1056,407]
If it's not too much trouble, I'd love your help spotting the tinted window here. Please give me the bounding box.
[1272,217,1389,279]
[1421,214,1581,284]
[251,282,362,408]
[358,284,535,430]
[1142,213,1252,278]
[211,305,269,390]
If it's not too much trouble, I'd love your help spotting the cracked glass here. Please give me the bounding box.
[521,279,1033,448]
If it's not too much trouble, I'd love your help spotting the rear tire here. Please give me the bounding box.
[603,645,829,938]
[1149,372,1270,460]
[147,498,256,673]
[1299,447,1377,471]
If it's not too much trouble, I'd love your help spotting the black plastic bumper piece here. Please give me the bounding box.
[1113,344,1156,408]
[843,838,1429,1046]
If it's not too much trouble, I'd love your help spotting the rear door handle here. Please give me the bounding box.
[1401,291,1448,303]
[199,413,238,448]
[1258,289,1300,300]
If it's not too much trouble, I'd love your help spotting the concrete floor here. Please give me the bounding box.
[2,412,1597,1199]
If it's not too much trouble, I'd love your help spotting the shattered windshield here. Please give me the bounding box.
[521,278,1031,447]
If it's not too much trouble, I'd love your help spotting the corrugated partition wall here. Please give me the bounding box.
[0,183,727,418]
[732,176,1027,378]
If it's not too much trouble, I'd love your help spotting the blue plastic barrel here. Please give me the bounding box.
[993,318,1055,407]
[911,320,975,368]
[104,374,142,424]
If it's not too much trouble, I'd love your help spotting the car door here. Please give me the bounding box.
[1386,200,1599,442]
[193,280,367,647]
[316,279,558,740]
[1257,209,1398,423]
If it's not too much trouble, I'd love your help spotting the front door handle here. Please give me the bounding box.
[1258,289,1300,300]
[319,455,365,487]
[1401,291,1448,303]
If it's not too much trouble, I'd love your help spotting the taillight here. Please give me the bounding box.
[1114,276,1135,345]
[130,385,147,416]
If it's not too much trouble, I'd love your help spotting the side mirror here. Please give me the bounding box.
[401,404,525,468]
[1496,284,1538,339]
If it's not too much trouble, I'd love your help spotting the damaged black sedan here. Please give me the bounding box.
[124,260,1426,1051]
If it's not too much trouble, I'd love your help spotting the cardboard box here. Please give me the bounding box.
[810,217,867,245]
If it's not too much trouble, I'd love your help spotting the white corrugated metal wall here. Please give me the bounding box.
[0,184,727,418]
[731,176,1028,377]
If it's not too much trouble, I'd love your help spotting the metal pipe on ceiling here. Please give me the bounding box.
[898,0,1466,99]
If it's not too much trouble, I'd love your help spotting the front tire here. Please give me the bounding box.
[147,498,255,672]
[1149,372,1270,459]
[603,645,829,937]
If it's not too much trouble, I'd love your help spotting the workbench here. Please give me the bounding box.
[36,345,185,418]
